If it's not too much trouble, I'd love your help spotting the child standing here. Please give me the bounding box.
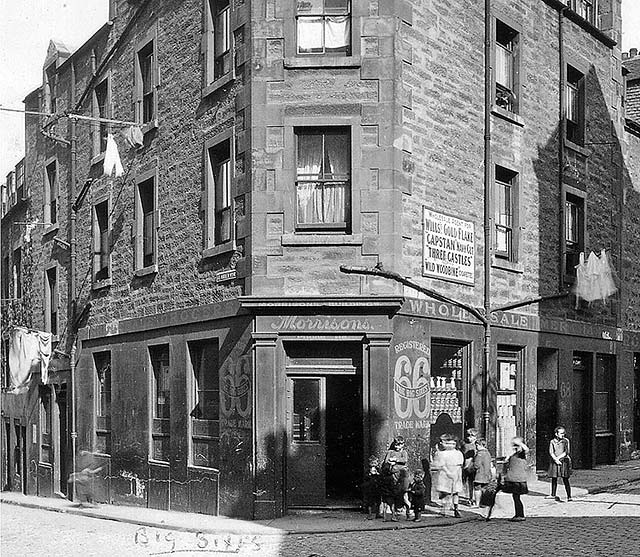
[361,456,382,518]
[471,437,493,508]
[461,428,478,504]
[547,426,573,502]
[408,470,427,521]
[430,434,463,518]
[498,436,530,522]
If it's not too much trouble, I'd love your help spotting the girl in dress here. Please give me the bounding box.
[497,436,530,522]
[430,434,463,518]
[547,426,572,502]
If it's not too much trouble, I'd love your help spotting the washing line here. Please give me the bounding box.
[0,105,139,127]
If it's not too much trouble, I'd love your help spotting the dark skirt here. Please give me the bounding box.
[500,481,528,495]
[548,458,572,478]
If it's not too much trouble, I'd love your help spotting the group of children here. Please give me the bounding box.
[361,429,496,521]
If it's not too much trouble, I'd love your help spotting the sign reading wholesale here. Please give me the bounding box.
[422,207,475,286]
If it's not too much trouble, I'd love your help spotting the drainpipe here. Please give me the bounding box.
[482,0,492,441]
[69,61,78,502]
[559,8,567,291]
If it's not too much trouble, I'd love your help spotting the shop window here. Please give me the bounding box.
[296,0,351,56]
[94,351,112,455]
[93,200,111,284]
[135,37,158,128]
[12,247,22,299]
[1,256,9,300]
[205,139,233,249]
[494,166,518,261]
[40,387,52,464]
[150,344,170,462]
[565,65,585,145]
[44,266,58,336]
[134,174,159,274]
[563,190,585,279]
[430,342,467,445]
[496,348,521,460]
[93,78,109,156]
[594,354,615,434]
[494,20,519,113]
[188,340,220,469]
[295,127,351,231]
[205,0,232,85]
[44,160,58,225]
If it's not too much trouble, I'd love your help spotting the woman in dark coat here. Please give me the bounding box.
[547,426,572,501]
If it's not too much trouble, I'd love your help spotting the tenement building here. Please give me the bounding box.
[1,0,639,518]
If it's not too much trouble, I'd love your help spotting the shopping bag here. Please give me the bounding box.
[479,480,499,507]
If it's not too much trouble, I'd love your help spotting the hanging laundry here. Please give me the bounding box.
[24,222,36,243]
[574,250,618,307]
[7,327,52,394]
[597,249,617,301]
[123,125,144,149]
[103,134,124,177]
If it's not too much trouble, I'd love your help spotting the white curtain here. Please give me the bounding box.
[325,16,350,52]
[297,17,324,53]
[495,44,512,89]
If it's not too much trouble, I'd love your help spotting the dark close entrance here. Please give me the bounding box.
[571,353,592,469]
[536,348,558,470]
[635,354,640,450]
[285,343,363,509]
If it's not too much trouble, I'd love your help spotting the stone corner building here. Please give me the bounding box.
[1,0,639,519]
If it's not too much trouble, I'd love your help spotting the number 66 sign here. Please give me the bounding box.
[393,355,430,419]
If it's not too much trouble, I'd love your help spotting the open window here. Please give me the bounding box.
[92,199,111,285]
[494,19,520,113]
[205,0,232,87]
[134,172,159,275]
[563,188,586,280]
[149,344,170,462]
[44,159,58,226]
[566,65,585,145]
[93,78,110,157]
[44,266,58,336]
[134,33,159,130]
[94,351,112,455]
[205,137,234,251]
[494,166,518,262]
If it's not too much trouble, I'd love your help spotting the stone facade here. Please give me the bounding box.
[2,0,639,518]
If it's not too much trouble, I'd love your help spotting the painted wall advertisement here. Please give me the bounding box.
[391,319,431,434]
[422,207,475,286]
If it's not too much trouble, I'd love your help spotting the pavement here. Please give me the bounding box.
[2,459,639,536]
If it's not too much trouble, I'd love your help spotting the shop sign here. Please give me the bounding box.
[216,269,236,283]
[270,315,374,332]
[422,207,475,286]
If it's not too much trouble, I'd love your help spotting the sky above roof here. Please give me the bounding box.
[0,0,639,179]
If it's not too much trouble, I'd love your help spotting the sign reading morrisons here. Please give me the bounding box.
[422,207,475,286]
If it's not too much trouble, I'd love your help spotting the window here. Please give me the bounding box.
[205,0,232,84]
[494,166,517,261]
[564,192,585,277]
[296,0,351,56]
[40,387,52,464]
[2,256,9,300]
[94,351,111,454]
[206,139,233,248]
[150,345,170,461]
[93,200,110,283]
[565,0,596,25]
[12,247,22,299]
[45,160,58,225]
[45,63,57,113]
[15,160,25,201]
[188,340,219,468]
[45,267,58,336]
[93,79,109,155]
[496,348,521,460]
[495,20,519,113]
[295,127,351,231]
[134,175,159,273]
[135,38,158,126]
[566,65,585,145]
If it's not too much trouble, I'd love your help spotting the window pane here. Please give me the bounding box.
[323,131,350,177]
[566,84,578,122]
[297,17,324,53]
[325,16,350,53]
[325,0,350,14]
[495,45,512,89]
[292,379,320,442]
[151,346,170,419]
[153,436,170,461]
[297,133,323,177]
[297,0,324,14]
[190,342,219,421]
[193,438,219,468]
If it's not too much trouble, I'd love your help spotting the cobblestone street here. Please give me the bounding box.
[3,482,640,557]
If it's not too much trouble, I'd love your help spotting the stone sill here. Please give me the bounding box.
[284,55,361,69]
[141,119,158,135]
[564,139,591,157]
[134,264,158,278]
[90,152,106,167]
[281,233,363,246]
[91,277,112,291]
[202,72,234,98]
[44,223,60,237]
[491,106,525,127]
[202,242,236,259]
[492,257,523,274]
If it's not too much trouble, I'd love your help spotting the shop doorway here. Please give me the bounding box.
[536,348,558,470]
[286,372,362,508]
[55,385,68,495]
[571,353,592,468]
